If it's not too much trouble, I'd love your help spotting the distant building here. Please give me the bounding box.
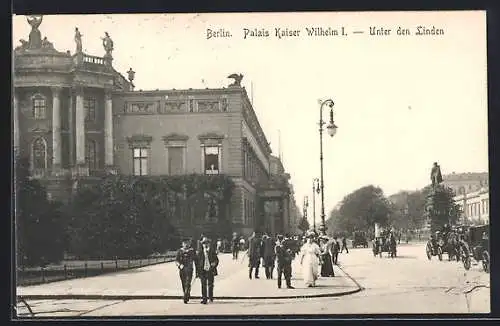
[454,187,489,225]
[442,172,489,196]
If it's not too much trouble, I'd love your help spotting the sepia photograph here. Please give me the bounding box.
[12,11,489,318]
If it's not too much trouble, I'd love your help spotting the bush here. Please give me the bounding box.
[65,174,234,258]
[15,156,65,267]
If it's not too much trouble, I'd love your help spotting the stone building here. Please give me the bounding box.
[454,187,489,225]
[13,17,299,238]
[442,172,489,196]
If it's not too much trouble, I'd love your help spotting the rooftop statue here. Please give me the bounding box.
[227,73,243,87]
[101,32,114,57]
[74,27,83,53]
[26,15,43,49]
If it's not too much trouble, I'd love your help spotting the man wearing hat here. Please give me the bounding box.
[275,234,294,289]
[175,238,196,304]
[247,231,262,279]
[195,237,219,304]
[262,234,276,279]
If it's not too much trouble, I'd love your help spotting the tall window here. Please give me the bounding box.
[32,96,46,119]
[32,137,47,169]
[168,147,184,175]
[133,147,148,176]
[204,146,220,175]
[84,97,96,121]
[85,140,98,170]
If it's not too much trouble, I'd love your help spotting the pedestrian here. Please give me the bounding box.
[262,234,275,279]
[341,236,349,253]
[247,231,262,279]
[195,237,219,304]
[299,230,321,287]
[332,237,340,264]
[239,237,246,251]
[175,238,196,304]
[231,232,240,260]
[216,238,222,254]
[196,233,206,254]
[319,235,335,277]
[275,234,294,289]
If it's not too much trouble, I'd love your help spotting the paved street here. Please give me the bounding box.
[15,243,490,317]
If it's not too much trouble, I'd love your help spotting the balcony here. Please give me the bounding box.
[72,53,111,73]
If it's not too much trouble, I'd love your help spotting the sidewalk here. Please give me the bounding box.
[17,254,361,300]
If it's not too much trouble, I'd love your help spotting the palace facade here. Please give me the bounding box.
[13,18,300,238]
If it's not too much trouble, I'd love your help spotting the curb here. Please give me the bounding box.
[17,265,363,301]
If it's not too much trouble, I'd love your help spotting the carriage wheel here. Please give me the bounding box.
[426,245,432,260]
[482,251,490,273]
[437,247,443,261]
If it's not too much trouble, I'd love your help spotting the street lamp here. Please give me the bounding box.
[303,196,309,232]
[312,178,320,232]
[318,99,338,236]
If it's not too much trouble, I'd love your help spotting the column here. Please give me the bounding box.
[13,90,19,155]
[68,89,74,166]
[104,89,114,166]
[74,87,85,165]
[51,87,62,169]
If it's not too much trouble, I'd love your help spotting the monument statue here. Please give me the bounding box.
[101,32,114,57]
[227,73,244,87]
[74,27,83,53]
[430,162,443,187]
[26,15,43,48]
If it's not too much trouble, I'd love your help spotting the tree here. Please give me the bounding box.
[15,156,65,267]
[334,185,392,234]
[424,184,461,232]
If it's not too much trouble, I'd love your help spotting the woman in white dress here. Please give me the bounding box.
[299,230,322,287]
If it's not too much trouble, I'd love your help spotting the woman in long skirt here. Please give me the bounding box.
[299,230,321,287]
[319,236,335,277]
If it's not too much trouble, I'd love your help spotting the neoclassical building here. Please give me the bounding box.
[13,17,299,237]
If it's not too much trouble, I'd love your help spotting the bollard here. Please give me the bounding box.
[101,262,104,272]
[84,262,88,277]
[64,265,67,280]
[41,267,45,283]
[128,259,131,268]
[139,259,142,267]
[115,259,118,271]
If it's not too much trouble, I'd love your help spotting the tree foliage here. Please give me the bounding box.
[387,190,428,231]
[15,156,65,267]
[327,185,392,235]
[65,174,235,259]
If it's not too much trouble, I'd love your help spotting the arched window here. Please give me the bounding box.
[85,140,98,170]
[32,94,47,119]
[31,137,47,170]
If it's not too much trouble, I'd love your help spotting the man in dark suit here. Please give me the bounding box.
[195,237,219,304]
[262,234,276,279]
[175,238,196,304]
[275,234,294,289]
[247,231,262,279]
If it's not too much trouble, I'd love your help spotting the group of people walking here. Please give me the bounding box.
[174,230,347,303]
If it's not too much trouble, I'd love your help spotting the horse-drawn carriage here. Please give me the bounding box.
[426,229,460,261]
[458,224,489,272]
[372,231,397,258]
[353,231,368,248]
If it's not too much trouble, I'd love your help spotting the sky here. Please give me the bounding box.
[13,11,488,225]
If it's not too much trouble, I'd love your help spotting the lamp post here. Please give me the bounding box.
[303,196,309,232]
[312,178,320,232]
[318,99,338,236]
